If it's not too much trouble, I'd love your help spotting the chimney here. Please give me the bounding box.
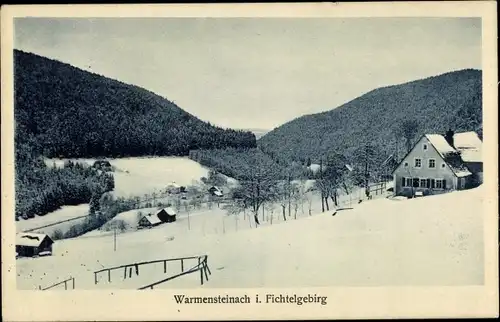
[444,128,455,148]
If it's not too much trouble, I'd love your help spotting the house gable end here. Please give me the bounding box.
[393,135,427,174]
[393,135,459,179]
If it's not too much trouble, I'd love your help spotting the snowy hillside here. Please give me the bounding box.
[16,204,89,234]
[45,156,211,197]
[17,187,483,290]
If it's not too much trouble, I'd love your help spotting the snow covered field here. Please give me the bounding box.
[20,157,212,234]
[17,186,484,290]
[16,204,89,235]
[45,156,211,197]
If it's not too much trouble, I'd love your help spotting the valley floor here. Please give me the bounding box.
[17,186,484,290]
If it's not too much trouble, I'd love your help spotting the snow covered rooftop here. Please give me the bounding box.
[423,132,479,177]
[425,134,456,157]
[458,149,482,163]
[16,232,52,247]
[142,214,162,225]
[158,207,177,216]
[453,169,473,178]
[167,182,181,188]
[308,164,322,173]
[453,132,482,163]
[453,131,482,149]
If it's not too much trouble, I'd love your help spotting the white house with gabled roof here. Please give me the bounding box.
[392,130,482,197]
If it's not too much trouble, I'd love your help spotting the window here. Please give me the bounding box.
[423,144,428,151]
[441,163,446,168]
[435,179,446,189]
[414,158,422,168]
[430,179,435,188]
[420,178,427,188]
[428,159,436,168]
[404,162,409,167]
[413,178,420,188]
[460,178,466,189]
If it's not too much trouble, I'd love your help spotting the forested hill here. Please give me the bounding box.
[14,50,256,158]
[258,69,482,164]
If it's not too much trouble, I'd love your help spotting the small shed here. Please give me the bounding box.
[156,207,177,223]
[165,182,181,194]
[93,160,112,170]
[16,233,54,258]
[208,186,223,197]
[138,214,163,228]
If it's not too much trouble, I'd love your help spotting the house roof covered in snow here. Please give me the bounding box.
[424,133,474,177]
[308,164,322,173]
[395,132,481,178]
[425,134,457,157]
[16,232,53,247]
[453,131,482,163]
[166,182,181,188]
[142,214,162,225]
[157,207,177,216]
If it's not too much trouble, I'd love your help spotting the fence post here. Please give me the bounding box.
[181,259,184,272]
[72,277,75,289]
[198,257,203,285]
[94,272,97,285]
[124,266,127,280]
[205,256,211,274]
[135,264,139,276]
[64,280,68,290]
[39,285,41,290]
[164,260,167,273]
[108,270,111,283]
[129,266,133,278]
[203,261,209,281]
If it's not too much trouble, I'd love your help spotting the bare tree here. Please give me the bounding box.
[291,182,304,219]
[314,177,330,211]
[303,189,314,216]
[173,196,182,214]
[275,180,290,221]
[264,202,276,225]
[352,144,380,199]
[224,159,277,227]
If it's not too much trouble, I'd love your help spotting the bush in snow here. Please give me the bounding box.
[51,229,64,240]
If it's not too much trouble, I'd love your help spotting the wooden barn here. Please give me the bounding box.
[156,207,177,223]
[138,214,163,229]
[165,182,181,194]
[16,232,54,258]
[208,186,223,197]
[93,160,112,171]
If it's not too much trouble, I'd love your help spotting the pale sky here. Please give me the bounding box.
[14,18,481,130]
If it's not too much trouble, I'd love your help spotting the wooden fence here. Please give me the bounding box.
[39,277,75,291]
[93,255,211,289]
[139,255,211,290]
